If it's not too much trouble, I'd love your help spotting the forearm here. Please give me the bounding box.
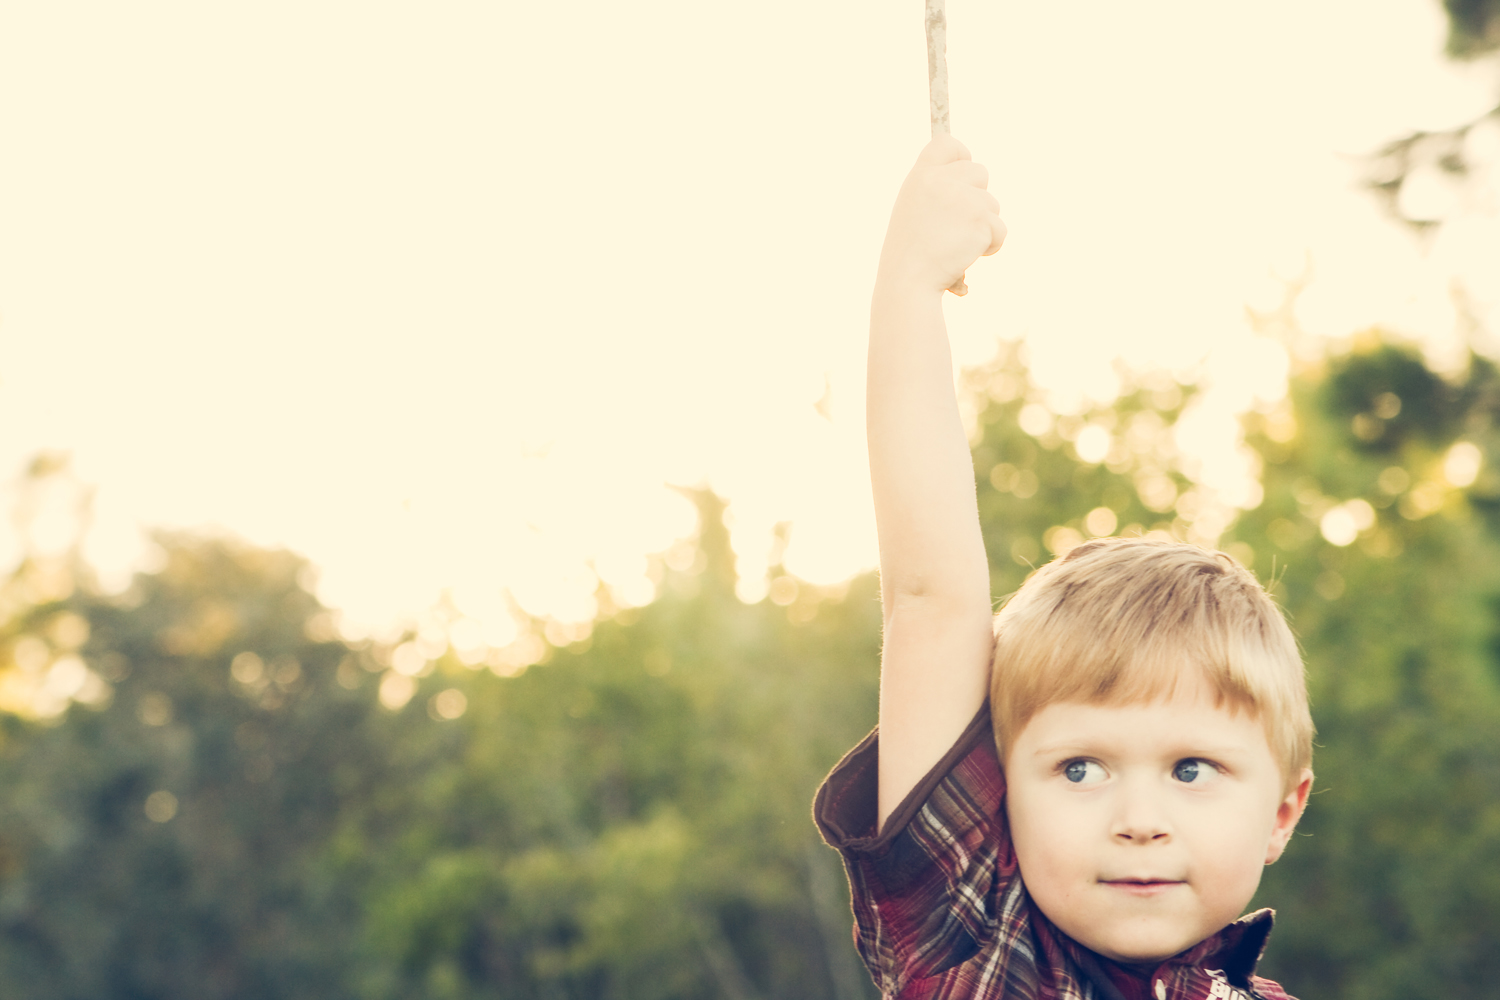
[867,275,991,622]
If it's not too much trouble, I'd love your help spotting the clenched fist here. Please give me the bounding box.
[877,135,1006,296]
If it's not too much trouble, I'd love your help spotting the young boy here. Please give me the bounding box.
[813,136,1315,1000]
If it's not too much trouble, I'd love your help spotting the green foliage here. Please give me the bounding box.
[965,342,1200,598]
[1443,0,1500,57]
[1234,338,1500,999]
[0,493,880,999]
[1361,1,1499,233]
[335,494,883,999]
[4,334,1500,998]
[0,536,373,998]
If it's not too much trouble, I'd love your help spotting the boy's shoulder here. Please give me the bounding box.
[814,706,1031,996]
[814,704,1004,853]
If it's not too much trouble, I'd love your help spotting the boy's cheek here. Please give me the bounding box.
[1007,800,1091,898]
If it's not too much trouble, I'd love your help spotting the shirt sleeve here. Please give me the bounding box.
[812,704,1018,995]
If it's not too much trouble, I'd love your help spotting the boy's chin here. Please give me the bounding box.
[1067,921,1205,966]
[1089,941,1185,966]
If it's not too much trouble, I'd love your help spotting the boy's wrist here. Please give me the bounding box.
[873,264,949,303]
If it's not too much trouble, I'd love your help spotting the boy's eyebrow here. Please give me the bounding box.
[1026,739,1258,759]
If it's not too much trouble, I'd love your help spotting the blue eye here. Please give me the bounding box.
[1063,760,1105,784]
[1173,759,1213,783]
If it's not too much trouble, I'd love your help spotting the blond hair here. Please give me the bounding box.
[990,537,1312,787]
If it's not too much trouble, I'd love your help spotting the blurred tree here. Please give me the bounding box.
[333,489,882,1000]
[1443,0,1500,57]
[1234,335,1500,1000]
[0,478,883,999]
[0,528,378,997]
[963,340,1205,598]
[1363,1,1500,231]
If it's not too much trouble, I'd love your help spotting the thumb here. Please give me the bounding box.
[915,133,971,166]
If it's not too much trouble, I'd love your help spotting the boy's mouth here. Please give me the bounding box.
[1099,878,1185,896]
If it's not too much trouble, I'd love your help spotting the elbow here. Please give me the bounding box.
[883,579,993,624]
[882,564,991,610]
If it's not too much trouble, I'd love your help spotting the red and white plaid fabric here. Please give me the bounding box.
[813,707,1299,1000]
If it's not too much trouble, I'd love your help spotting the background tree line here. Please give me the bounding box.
[3,322,1500,998]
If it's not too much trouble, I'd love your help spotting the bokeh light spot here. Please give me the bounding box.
[1018,404,1053,438]
[378,672,417,710]
[12,637,49,673]
[137,692,173,727]
[1401,481,1447,519]
[1346,498,1376,531]
[1084,507,1118,538]
[430,688,467,720]
[144,790,178,823]
[390,642,428,677]
[1074,425,1111,464]
[1225,541,1255,568]
[231,652,264,685]
[1136,475,1178,513]
[1444,441,1481,487]
[1320,506,1359,547]
[1378,466,1411,494]
[43,656,88,700]
[1044,526,1084,556]
[1315,570,1347,600]
[47,613,90,650]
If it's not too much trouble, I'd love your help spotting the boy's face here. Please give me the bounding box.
[1004,680,1312,964]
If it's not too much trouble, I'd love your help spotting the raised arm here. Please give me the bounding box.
[870,136,1006,830]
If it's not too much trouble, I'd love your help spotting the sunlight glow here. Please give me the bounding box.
[0,1,1495,631]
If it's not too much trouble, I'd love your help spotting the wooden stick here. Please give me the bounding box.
[925,0,952,139]
[924,0,968,296]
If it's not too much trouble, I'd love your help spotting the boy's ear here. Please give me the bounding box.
[1264,769,1314,865]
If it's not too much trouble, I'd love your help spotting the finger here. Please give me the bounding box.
[947,160,989,190]
[916,133,971,166]
[982,215,1008,257]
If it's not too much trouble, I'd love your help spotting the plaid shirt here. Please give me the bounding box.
[813,707,1299,1000]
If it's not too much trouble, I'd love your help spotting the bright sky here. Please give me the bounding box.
[1,1,1497,641]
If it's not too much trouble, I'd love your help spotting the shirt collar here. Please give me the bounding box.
[1169,908,1276,989]
[1042,907,1277,997]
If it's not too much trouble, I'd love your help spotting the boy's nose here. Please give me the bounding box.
[1114,823,1170,843]
[1111,794,1172,843]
